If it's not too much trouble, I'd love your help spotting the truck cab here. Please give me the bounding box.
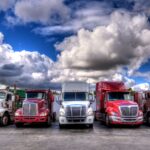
[137,91,150,125]
[95,81,143,127]
[0,90,15,126]
[58,82,94,128]
[14,89,55,127]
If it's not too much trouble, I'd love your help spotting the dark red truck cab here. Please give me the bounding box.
[14,89,55,127]
[135,91,150,125]
[95,81,143,127]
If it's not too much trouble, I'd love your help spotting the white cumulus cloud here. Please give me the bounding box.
[14,0,70,24]
[56,11,150,77]
[0,0,15,11]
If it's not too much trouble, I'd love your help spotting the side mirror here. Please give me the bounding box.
[12,95,15,102]
[56,95,62,105]
[89,94,95,103]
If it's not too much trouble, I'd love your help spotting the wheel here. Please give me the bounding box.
[88,124,93,128]
[105,114,111,127]
[45,115,51,127]
[59,123,64,129]
[146,116,150,126]
[15,123,23,128]
[1,113,10,126]
[52,112,56,122]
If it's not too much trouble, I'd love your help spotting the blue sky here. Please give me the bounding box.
[0,0,150,90]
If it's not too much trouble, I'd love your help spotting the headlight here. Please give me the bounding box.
[15,112,20,116]
[87,108,93,116]
[0,112,3,116]
[110,112,118,116]
[138,111,143,116]
[59,109,65,116]
[40,112,47,116]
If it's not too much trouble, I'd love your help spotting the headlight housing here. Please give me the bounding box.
[87,108,94,116]
[40,112,47,117]
[110,112,118,116]
[138,111,143,116]
[59,108,65,116]
[15,111,21,116]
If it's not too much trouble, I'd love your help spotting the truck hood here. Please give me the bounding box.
[62,101,90,108]
[23,98,45,109]
[23,98,44,103]
[107,100,138,107]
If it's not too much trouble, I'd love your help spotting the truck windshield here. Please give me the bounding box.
[0,92,6,100]
[26,92,45,99]
[108,92,132,101]
[63,92,87,101]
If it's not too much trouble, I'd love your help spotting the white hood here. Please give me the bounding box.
[62,101,90,108]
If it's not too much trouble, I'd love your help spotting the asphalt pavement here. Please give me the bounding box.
[0,122,150,150]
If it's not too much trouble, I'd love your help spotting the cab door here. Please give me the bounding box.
[6,94,13,112]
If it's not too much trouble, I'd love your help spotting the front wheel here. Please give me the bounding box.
[146,116,150,125]
[88,124,93,128]
[52,112,56,122]
[1,114,9,126]
[45,115,51,127]
[59,123,65,129]
[105,115,111,127]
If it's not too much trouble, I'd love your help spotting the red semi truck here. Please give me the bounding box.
[95,81,143,127]
[14,89,55,127]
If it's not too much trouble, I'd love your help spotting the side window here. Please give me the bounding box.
[6,94,12,101]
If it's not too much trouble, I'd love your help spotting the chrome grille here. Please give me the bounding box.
[66,105,86,117]
[120,106,138,117]
[23,103,37,116]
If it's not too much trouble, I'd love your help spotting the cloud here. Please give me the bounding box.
[0,31,138,89]
[14,0,70,24]
[0,32,61,89]
[0,0,15,11]
[56,11,150,77]
[0,32,4,44]
[132,83,150,91]
[132,0,150,16]
[0,63,23,77]
[33,1,111,36]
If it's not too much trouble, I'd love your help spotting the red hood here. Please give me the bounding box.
[106,100,138,111]
[24,98,44,103]
[108,100,137,106]
[106,100,138,115]
[23,99,45,109]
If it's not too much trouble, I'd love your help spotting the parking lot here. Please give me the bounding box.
[0,121,150,150]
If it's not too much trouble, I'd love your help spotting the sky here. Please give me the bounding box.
[0,0,150,90]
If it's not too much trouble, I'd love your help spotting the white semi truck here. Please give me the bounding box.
[58,82,94,128]
[0,90,15,126]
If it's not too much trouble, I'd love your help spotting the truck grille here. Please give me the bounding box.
[23,103,38,116]
[120,106,138,117]
[66,105,86,118]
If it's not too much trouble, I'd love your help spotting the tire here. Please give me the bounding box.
[1,113,10,126]
[88,124,93,128]
[52,112,56,122]
[146,116,150,126]
[15,123,23,128]
[59,123,64,129]
[105,114,111,127]
[45,115,51,127]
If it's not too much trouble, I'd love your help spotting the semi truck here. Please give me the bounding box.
[134,91,150,125]
[0,89,16,126]
[95,81,143,127]
[14,89,55,127]
[58,82,94,128]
